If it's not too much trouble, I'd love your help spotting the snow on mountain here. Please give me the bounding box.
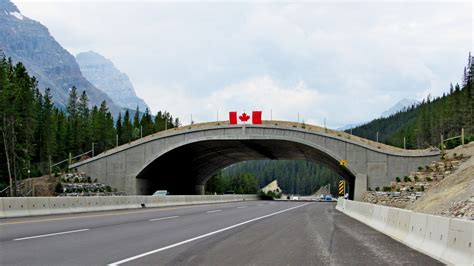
[0,1,121,113]
[9,11,23,20]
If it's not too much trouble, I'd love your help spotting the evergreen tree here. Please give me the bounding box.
[140,108,154,137]
[37,88,54,170]
[115,112,123,146]
[66,87,79,154]
[132,106,141,140]
[121,110,133,144]
[77,91,90,153]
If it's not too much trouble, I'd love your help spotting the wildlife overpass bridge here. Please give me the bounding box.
[70,121,440,200]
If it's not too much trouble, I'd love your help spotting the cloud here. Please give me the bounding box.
[12,1,473,128]
[140,76,324,124]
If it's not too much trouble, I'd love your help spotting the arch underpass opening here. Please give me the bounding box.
[221,159,342,196]
[136,139,356,199]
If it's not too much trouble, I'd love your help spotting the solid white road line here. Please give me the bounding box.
[237,206,248,209]
[13,229,90,241]
[108,203,310,266]
[205,210,222,214]
[257,204,264,206]
[149,216,180,222]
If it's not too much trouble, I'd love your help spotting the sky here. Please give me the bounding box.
[12,0,473,128]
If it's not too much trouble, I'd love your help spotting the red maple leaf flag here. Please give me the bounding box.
[252,111,262,124]
[229,112,237,125]
[229,111,263,124]
[239,112,250,122]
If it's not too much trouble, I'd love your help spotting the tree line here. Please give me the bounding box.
[0,57,179,193]
[350,54,474,149]
[220,160,340,195]
[205,172,259,194]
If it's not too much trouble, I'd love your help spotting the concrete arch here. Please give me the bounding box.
[70,122,440,200]
[135,136,360,199]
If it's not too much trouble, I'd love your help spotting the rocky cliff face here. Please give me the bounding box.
[76,51,150,111]
[0,1,120,113]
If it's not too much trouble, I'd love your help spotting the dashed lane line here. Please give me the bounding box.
[205,210,222,214]
[13,229,90,241]
[149,216,180,222]
[108,203,310,266]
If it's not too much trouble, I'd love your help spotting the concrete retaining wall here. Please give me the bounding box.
[336,199,473,265]
[0,195,258,219]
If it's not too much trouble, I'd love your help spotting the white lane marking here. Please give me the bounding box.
[108,203,309,266]
[257,204,264,206]
[237,206,247,209]
[205,210,222,214]
[13,229,90,241]
[149,216,180,222]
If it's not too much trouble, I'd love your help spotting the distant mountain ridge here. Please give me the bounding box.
[381,98,418,118]
[0,1,121,113]
[76,51,149,112]
[337,98,418,131]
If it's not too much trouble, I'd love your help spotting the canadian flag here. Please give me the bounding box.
[229,111,262,125]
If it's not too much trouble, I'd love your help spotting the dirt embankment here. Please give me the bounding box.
[20,174,58,196]
[407,142,474,219]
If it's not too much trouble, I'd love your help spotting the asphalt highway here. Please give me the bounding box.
[0,201,442,265]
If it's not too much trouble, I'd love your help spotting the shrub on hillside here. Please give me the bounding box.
[54,182,63,194]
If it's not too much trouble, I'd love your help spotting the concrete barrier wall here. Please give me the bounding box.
[27,197,51,216]
[2,197,29,217]
[0,194,258,219]
[441,218,473,265]
[336,199,474,265]
[419,214,450,262]
[49,197,71,214]
[0,198,4,218]
[405,212,427,248]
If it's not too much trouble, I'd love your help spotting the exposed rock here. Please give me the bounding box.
[76,51,150,111]
[261,180,282,194]
[0,1,121,113]
[364,142,474,220]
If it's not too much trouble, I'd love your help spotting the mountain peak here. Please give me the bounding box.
[0,1,20,13]
[0,1,26,21]
[381,98,418,118]
[76,50,150,112]
[0,1,121,113]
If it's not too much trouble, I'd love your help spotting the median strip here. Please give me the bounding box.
[13,229,90,241]
[149,216,180,222]
[108,203,309,266]
[205,210,222,214]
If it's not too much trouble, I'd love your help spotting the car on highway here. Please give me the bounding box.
[152,190,169,196]
[290,195,299,200]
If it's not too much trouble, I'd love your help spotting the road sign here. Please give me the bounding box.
[339,159,348,166]
[338,180,345,196]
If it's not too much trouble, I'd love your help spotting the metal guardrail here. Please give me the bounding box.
[0,186,10,196]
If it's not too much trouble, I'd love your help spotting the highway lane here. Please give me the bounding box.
[0,201,441,265]
[0,200,263,241]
